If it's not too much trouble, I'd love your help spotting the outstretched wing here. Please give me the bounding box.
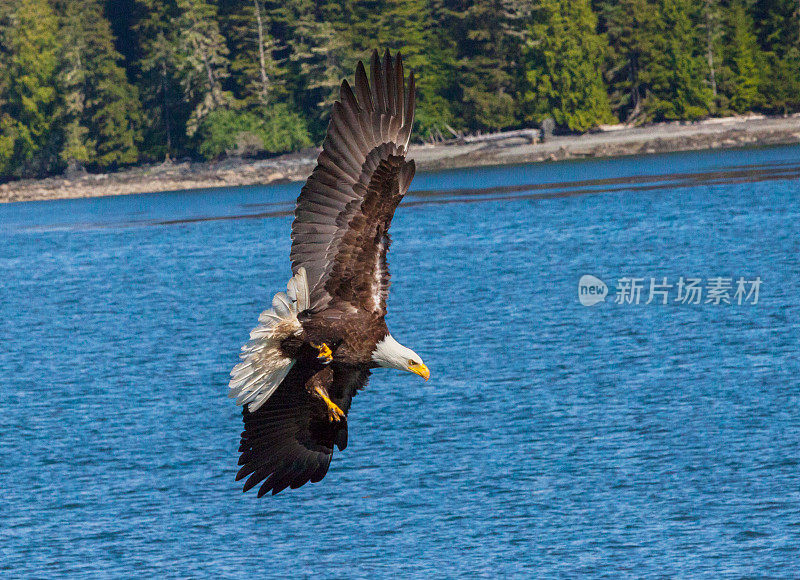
[236,364,370,496]
[291,49,416,316]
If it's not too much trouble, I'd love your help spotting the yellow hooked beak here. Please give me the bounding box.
[409,362,430,381]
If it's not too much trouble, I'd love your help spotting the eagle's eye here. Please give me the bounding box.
[408,359,417,366]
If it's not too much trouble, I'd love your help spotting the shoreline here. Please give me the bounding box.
[2,114,799,204]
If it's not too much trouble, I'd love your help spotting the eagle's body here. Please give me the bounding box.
[229,50,428,496]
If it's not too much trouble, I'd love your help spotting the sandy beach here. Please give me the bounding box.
[2,114,799,204]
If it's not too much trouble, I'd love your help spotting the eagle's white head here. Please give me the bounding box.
[371,334,430,380]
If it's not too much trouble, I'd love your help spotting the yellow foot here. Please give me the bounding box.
[316,387,345,423]
[311,342,333,364]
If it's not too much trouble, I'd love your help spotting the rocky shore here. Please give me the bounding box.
[2,114,799,204]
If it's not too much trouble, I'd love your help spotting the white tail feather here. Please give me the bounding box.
[229,268,309,412]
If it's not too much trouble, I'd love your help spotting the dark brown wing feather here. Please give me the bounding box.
[236,363,369,496]
[291,49,416,315]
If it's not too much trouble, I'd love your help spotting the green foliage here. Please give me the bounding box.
[524,0,614,132]
[195,104,312,159]
[57,0,143,170]
[762,54,800,114]
[224,0,288,106]
[175,0,233,136]
[724,1,764,113]
[283,0,351,137]
[1,0,61,177]
[134,0,183,160]
[2,0,800,179]
[602,0,657,122]
[445,0,523,131]
[752,0,800,114]
[374,0,458,137]
[59,0,95,169]
[639,0,713,121]
[752,0,799,58]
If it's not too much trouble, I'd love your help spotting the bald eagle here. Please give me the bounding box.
[229,50,428,496]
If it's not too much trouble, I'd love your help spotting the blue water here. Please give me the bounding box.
[1,146,799,577]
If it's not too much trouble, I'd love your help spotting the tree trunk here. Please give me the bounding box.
[253,0,270,105]
[193,36,223,107]
[627,55,642,123]
[161,59,172,161]
[705,0,718,98]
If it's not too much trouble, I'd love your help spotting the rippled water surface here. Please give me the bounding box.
[2,146,799,577]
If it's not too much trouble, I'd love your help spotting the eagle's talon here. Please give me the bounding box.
[315,386,345,423]
[312,342,333,364]
[327,403,345,423]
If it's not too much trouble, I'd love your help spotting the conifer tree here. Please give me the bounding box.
[59,36,94,171]
[135,0,183,160]
[0,4,17,174]
[297,0,350,108]
[56,0,142,169]
[4,0,800,177]
[723,1,764,113]
[753,0,800,113]
[366,0,458,136]
[640,0,713,121]
[444,0,524,131]
[603,0,656,122]
[194,0,312,160]
[752,0,799,55]
[337,0,381,57]
[0,0,62,177]
[523,0,615,132]
[175,0,233,136]
[702,0,722,106]
[223,0,288,106]
[279,0,350,135]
